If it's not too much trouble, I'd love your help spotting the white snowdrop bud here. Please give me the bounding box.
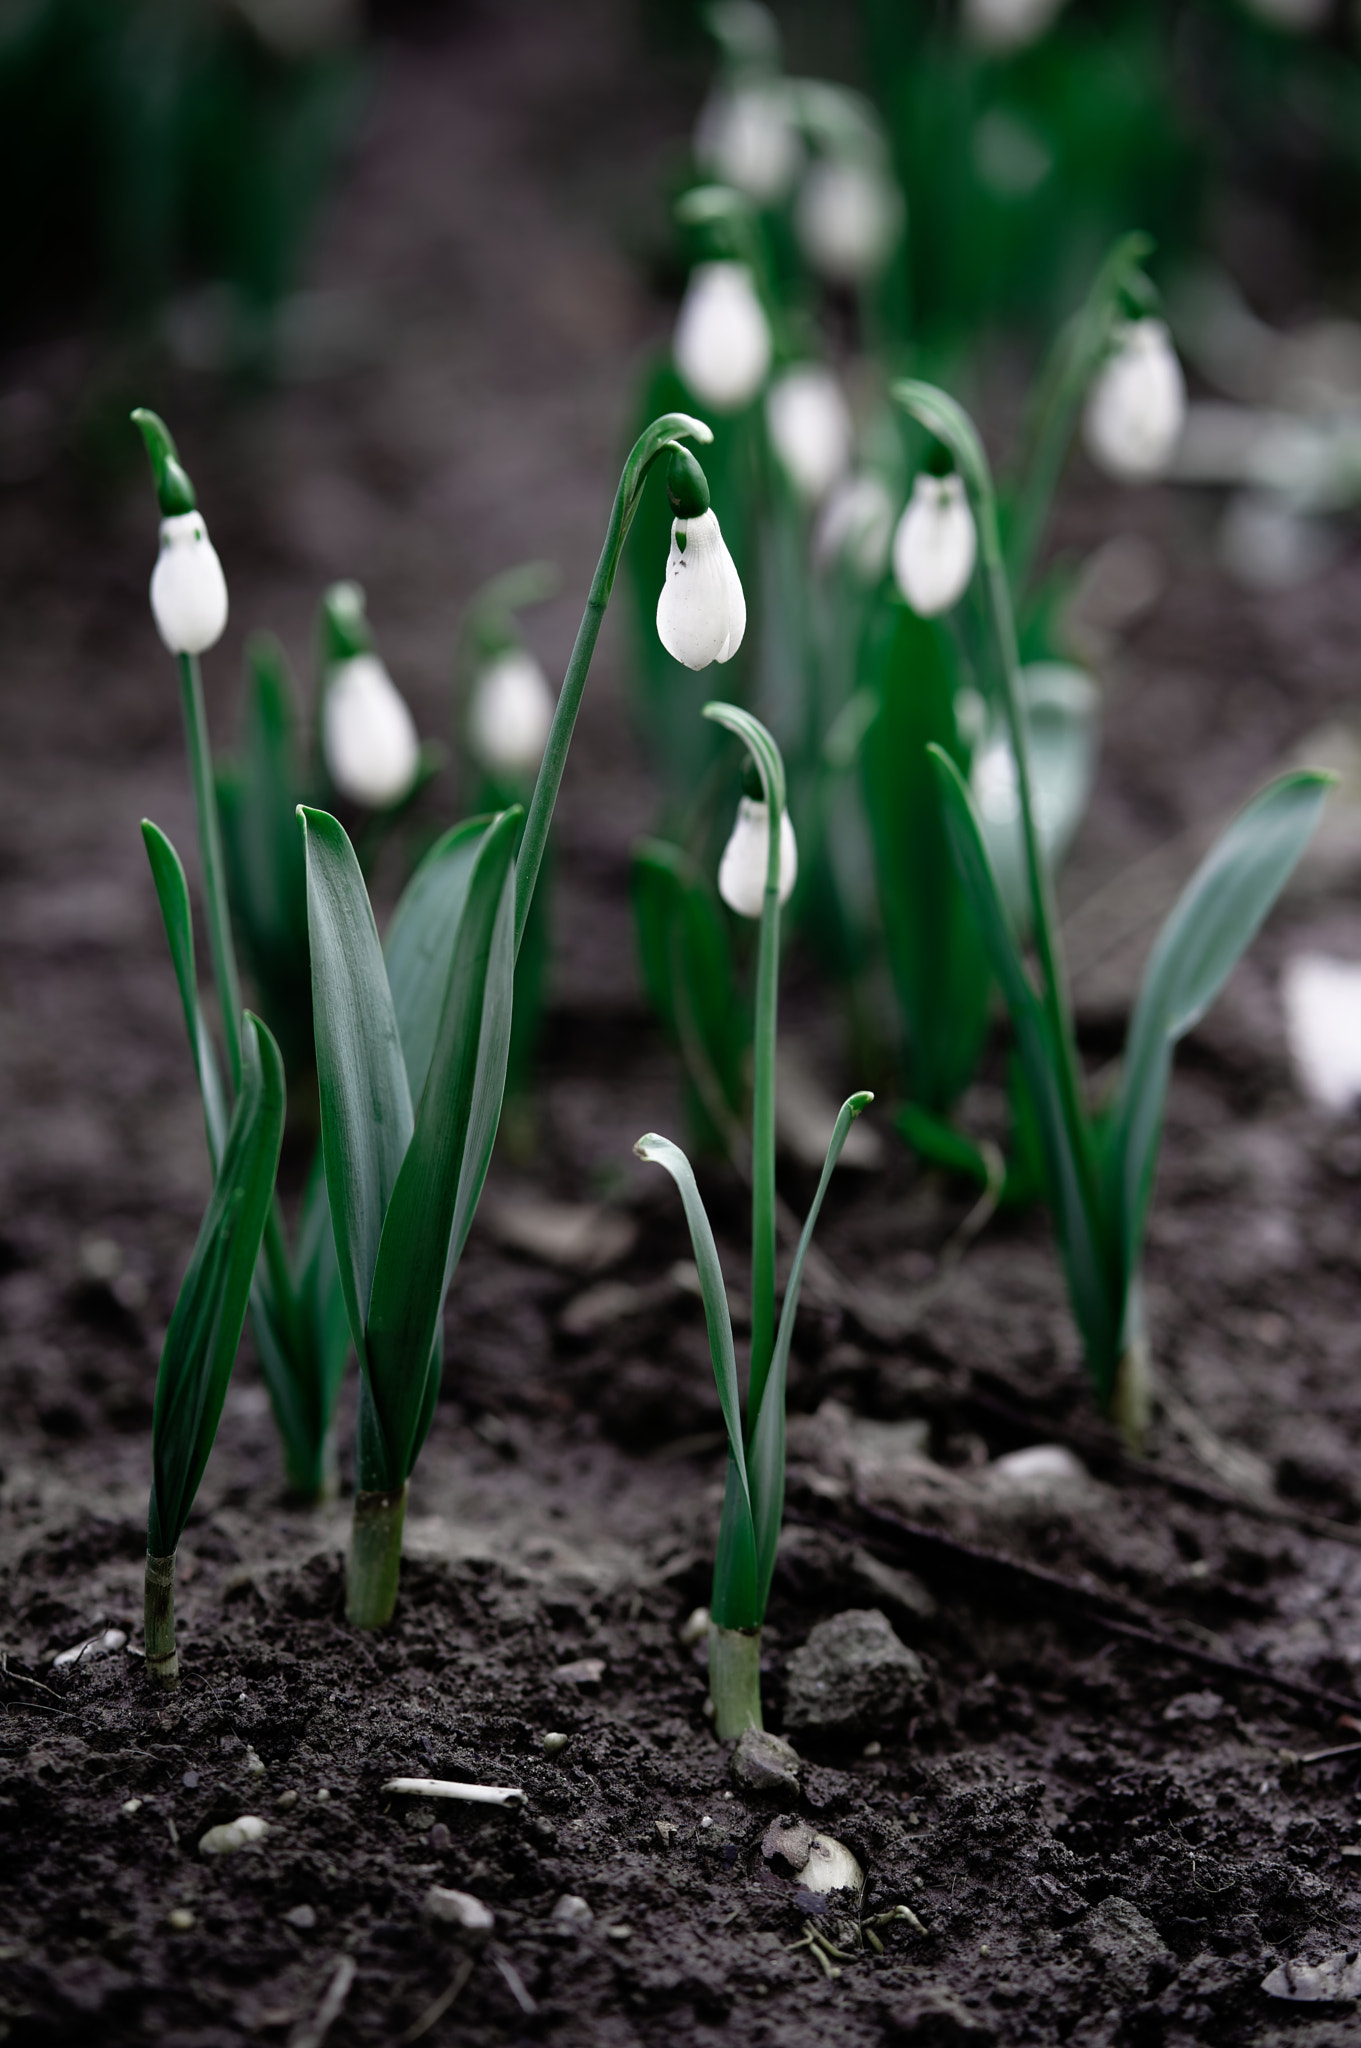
[814,471,895,581]
[656,509,747,670]
[673,262,772,414]
[962,0,1069,52]
[892,473,977,617]
[795,158,902,285]
[1084,319,1187,483]
[695,84,803,204]
[467,647,555,778]
[150,512,229,655]
[322,653,421,809]
[766,364,853,503]
[717,795,798,920]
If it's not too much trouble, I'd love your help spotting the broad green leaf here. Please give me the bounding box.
[633,1131,758,1622]
[365,807,521,1483]
[975,663,1100,936]
[148,1014,286,1556]
[929,743,1122,1391]
[142,819,228,1169]
[1109,768,1330,1288]
[384,816,491,1102]
[749,1093,872,1612]
[862,608,991,1112]
[300,805,413,1408]
[896,1101,993,1186]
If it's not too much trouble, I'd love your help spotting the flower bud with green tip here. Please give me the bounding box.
[718,797,798,918]
[467,647,556,780]
[891,473,978,617]
[133,411,228,656]
[656,447,747,669]
[319,583,422,810]
[765,363,852,505]
[1083,319,1186,483]
[674,259,772,413]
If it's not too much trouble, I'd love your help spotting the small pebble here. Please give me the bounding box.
[285,1904,316,1930]
[315,1787,330,1802]
[863,1741,882,1758]
[199,1816,269,1857]
[244,1748,265,1778]
[426,1886,495,1937]
[166,1909,195,1932]
[121,1799,142,1816]
[541,1731,569,1756]
[979,1943,991,1957]
[274,1790,298,1811]
[700,1816,712,1830]
[181,1771,200,1790]
[550,1895,593,1928]
[53,1628,127,1670]
[730,1728,800,1797]
[429,1823,451,1852]
[679,1606,710,1648]
[553,1658,605,1688]
[606,1924,632,1942]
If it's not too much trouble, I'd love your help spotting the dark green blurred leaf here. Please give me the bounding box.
[142,818,228,1168]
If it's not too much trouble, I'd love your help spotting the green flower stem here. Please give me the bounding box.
[513,412,712,961]
[144,1552,179,1687]
[709,1622,763,1739]
[178,651,243,1093]
[748,823,782,1428]
[345,1484,408,1629]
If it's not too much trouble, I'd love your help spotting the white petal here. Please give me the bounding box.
[766,365,853,503]
[322,654,421,809]
[150,512,229,655]
[1282,953,1361,1112]
[962,0,1068,51]
[814,472,895,580]
[695,84,803,204]
[467,648,556,777]
[656,511,746,670]
[795,159,902,284]
[1084,320,1187,483]
[673,263,771,414]
[891,475,977,616]
[717,797,798,920]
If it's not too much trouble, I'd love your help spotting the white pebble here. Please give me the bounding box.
[199,1816,269,1857]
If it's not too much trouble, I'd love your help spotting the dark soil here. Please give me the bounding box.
[5,6,1361,2045]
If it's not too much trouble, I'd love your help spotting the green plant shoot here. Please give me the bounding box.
[893,378,1331,1445]
[637,705,871,1736]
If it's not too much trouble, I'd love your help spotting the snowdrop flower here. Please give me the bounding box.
[322,653,421,809]
[962,0,1069,53]
[891,473,977,616]
[1282,954,1361,1112]
[657,510,747,669]
[766,364,853,503]
[717,795,798,919]
[795,158,902,284]
[1239,0,1329,27]
[467,646,556,779]
[150,512,229,655]
[695,84,803,204]
[814,471,895,581]
[674,262,772,414]
[1084,320,1187,482]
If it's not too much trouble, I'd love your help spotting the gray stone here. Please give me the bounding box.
[1081,1896,1173,1995]
[731,1727,800,1796]
[426,1886,495,1939]
[783,1608,929,1738]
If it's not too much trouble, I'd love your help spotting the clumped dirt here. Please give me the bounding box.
[5,4,1361,2044]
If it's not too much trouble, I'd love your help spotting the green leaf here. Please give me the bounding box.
[861,607,991,1112]
[749,1093,872,1611]
[364,807,522,1484]
[928,742,1121,1390]
[384,816,492,1103]
[142,820,228,1169]
[633,1131,758,1625]
[148,1014,285,1556]
[896,1101,993,1186]
[300,805,413,1405]
[1108,768,1330,1290]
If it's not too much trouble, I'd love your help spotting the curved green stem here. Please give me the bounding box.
[178,651,243,1093]
[513,412,713,960]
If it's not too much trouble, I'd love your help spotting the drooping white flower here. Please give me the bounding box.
[766,364,853,503]
[467,647,556,778]
[717,795,798,919]
[673,262,772,414]
[795,158,902,284]
[322,653,421,809]
[695,84,803,204]
[1084,319,1187,482]
[813,471,895,581]
[656,509,747,669]
[1239,0,1329,28]
[891,473,977,616]
[962,0,1069,53]
[150,511,229,655]
[1282,954,1361,1112]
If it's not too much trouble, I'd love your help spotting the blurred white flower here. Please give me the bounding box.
[695,84,803,204]
[150,512,229,656]
[961,0,1069,51]
[323,654,421,809]
[814,471,895,581]
[1282,953,1361,1112]
[717,795,798,918]
[891,473,977,616]
[1084,319,1187,482]
[656,509,747,669]
[795,158,903,284]
[766,364,853,503]
[467,647,556,778]
[1239,0,1329,28]
[674,262,772,413]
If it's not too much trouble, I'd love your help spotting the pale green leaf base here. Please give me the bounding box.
[145,1552,179,1687]
[710,1622,763,1739]
[346,1483,408,1628]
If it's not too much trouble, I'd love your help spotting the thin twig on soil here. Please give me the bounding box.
[286,1955,356,2048]
[0,1652,61,1698]
[398,1955,474,2044]
[836,1497,1361,1721]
